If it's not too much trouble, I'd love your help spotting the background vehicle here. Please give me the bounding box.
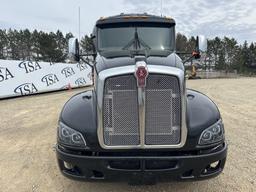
[56,13,227,184]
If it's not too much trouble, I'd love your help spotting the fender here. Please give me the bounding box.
[184,89,221,149]
[60,89,221,151]
[60,90,99,150]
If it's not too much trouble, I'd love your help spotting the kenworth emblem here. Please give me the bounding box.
[135,61,148,88]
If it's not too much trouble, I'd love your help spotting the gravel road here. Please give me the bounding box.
[0,78,255,192]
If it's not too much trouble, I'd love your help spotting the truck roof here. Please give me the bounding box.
[96,13,175,26]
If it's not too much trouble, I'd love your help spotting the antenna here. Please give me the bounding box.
[160,0,163,17]
[78,6,81,41]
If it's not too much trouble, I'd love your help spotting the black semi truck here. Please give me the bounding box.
[56,13,227,183]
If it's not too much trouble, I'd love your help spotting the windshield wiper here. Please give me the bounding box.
[122,27,151,51]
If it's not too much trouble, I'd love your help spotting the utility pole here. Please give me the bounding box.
[160,0,163,17]
[78,6,81,41]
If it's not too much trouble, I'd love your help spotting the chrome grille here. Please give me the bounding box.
[102,74,181,147]
[103,75,140,146]
[145,75,181,145]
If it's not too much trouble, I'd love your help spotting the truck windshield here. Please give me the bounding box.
[98,24,175,55]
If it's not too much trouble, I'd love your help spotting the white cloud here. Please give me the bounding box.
[0,0,126,36]
[0,0,255,43]
[124,0,256,43]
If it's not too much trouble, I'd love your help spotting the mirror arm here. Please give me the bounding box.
[183,55,196,64]
[90,34,96,39]
[80,56,95,86]
[80,56,94,68]
[176,51,193,55]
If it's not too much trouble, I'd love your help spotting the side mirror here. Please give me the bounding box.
[90,34,97,60]
[198,35,207,52]
[193,35,207,59]
[68,38,80,62]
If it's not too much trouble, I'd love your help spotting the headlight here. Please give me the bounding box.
[198,119,224,145]
[58,122,86,148]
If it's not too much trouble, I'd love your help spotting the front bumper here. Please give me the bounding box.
[56,143,227,183]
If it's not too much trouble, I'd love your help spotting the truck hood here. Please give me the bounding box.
[95,53,184,73]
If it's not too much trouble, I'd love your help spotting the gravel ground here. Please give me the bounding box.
[0,78,255,192]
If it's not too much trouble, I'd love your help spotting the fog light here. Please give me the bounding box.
[203,168,208,174]
[210,161,220,169]
[64,161,74,170]
[202,160,221,175]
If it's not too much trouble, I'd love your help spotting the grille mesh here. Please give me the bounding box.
[145,75,181,145]
[103,74,181,146]
[103,75,140,146]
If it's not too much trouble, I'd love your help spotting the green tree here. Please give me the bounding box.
[37,32,62,62]
[65,32,74,40]
[80,35,94,53]
[187,36,196,53]
[0,29,7,59]
[222,37,238,71]
[31,30,41,59]
[176,33,188,52]
[7,29,21,60]
[248,43,256,67]
[207,37,223,70]
[55,30,67,57]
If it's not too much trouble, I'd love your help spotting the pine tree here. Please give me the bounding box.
[80,35,94,54]
[0,29,7,59]
[248,43,255,67]
[176,33,188,52]
[7,29,21,60]
[31,30,40,59]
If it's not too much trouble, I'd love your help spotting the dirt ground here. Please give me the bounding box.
[0,78,255,192]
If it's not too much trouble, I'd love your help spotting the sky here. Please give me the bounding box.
[0,0,256,43]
